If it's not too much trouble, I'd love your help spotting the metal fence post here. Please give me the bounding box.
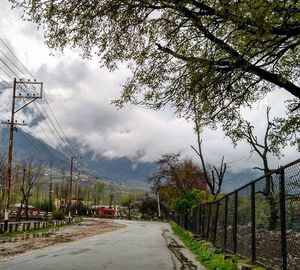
[251,182,256,262]
[233,191,238,253]
[201,205,205,237]
[279,167,287,270]
[224,196,228,249]
[206,203,211,240]
[198,205,202,236]
[213,201,220,245]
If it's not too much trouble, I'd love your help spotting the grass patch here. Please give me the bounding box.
[171,222,266,270]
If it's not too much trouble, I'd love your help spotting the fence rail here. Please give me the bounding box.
[174,159,300,270]
[0,217,81,234]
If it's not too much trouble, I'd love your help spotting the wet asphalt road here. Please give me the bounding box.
[0,220,205,270]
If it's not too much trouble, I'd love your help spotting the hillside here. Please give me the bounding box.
[0,127,156,184]
[0,127,261,189]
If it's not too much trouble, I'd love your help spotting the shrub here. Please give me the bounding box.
[51,210,65,220]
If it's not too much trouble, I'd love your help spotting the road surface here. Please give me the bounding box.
[0,220,205,270]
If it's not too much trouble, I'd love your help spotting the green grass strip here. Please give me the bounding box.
[171,222,265,270]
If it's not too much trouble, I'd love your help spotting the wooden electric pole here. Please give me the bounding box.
[75,173,80,215]
[68,156,81,222]
[2,78,42,231]
[48,160,53,212]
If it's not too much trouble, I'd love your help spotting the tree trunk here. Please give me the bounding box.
[25,199,29,220]
[263,159,279,231]
[128,207,131,220]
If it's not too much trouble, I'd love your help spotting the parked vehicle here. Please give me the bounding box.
[97,207,115,218]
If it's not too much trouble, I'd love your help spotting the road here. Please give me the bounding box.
[0,220,205,270]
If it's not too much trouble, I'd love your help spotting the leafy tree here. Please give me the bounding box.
[119,193,137,220]
[149,153,208,214]
[13,0,300,126]
[35,200,50,211]
[137,192,157,219]
[107,182,115,208]
[172,188,204,213]
[94,181,105,206]
[150,153,207,192]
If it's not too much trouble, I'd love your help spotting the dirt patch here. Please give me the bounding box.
[0,219,125,260]
[215,226,300,270]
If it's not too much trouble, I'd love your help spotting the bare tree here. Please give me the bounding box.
[15,160,43,220]
[191,108,227,197]
[225,107,293,230]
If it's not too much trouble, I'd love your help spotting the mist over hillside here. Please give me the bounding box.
[0,127,265,190]
[0,127,156,185]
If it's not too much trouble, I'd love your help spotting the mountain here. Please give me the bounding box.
[222,169,261,193]
[0,127,156,184]
[0,127,69,169]
[81,150,156,184]
[0,127,260,189]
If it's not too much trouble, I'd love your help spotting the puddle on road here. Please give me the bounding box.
[70,248,91,255]
[163,228,200,270]
[168,239,198,270]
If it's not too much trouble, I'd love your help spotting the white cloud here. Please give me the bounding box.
[0,0,298,175]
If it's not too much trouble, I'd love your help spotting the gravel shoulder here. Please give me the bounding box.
[0,218,125,260]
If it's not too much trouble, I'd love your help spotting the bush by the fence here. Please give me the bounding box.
[51,210,65,220]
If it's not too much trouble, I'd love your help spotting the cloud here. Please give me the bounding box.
[0,0,298,177]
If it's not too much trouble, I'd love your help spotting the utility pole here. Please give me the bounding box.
[48,160,53,212]
[157,192,161,219]
[2,78,42,231]
[87,186,90,216]
[68,156,81,222]
[75,173,80,215]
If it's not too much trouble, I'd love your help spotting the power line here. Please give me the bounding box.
[0,58,19,78]
[0,38,35,79]
[0,48,25,77]
[0,38,80,158]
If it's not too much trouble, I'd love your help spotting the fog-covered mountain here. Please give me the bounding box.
[222,169,261,192]
[0,127,156,184]
[0,127,69,169]
[0,127,262,189]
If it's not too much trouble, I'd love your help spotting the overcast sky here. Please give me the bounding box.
[0,1,298,174]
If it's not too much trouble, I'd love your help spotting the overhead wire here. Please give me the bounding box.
[1,45,80,156]
[0,38,80,166]
[0,39,80,156]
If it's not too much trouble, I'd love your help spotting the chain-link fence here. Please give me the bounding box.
[174,159,300,270]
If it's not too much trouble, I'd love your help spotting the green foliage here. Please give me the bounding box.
[171,222,266,270]
[120,193,137,208]
[34,200,51,211]
[76,202,89,216]
[120,193,138,219]
[172,188,205,213]
[51,210,65,220]
[149,153,208,215]
[94,181,105,205]
[137,193,157,219]
[171,222,237,270]
[13,0,300,131]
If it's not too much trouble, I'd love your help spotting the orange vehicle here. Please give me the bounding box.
[97,207,115,218]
